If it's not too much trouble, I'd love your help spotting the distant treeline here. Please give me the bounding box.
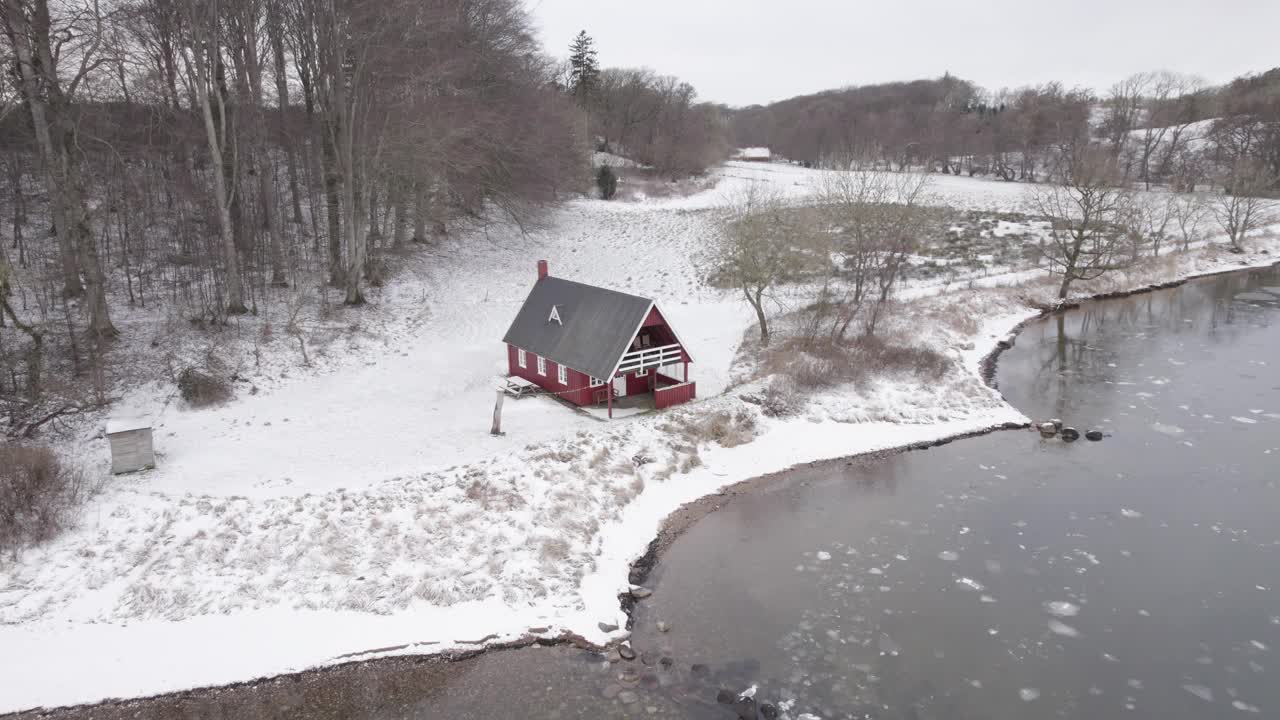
[730,68,1280,192]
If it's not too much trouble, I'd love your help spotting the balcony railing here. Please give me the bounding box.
[617,343,683,375]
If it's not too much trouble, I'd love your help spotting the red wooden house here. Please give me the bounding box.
[503,261,696,418]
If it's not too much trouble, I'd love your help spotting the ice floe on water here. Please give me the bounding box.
[980,595,996,603]
[956,577,984,591]
[1233,700,1262,713]
[1120,508,1143,519]
[1182,684,1214,702]
[1250,640,1269,652]
[938,550,959,561]
[1232,416,1259,424]
[815,551,831,561]
[1152,422,1185,436]
[1048,620,1080,638]
[1044,601,1080,617]
[877,633,902,656]
[1019,688,1040,702]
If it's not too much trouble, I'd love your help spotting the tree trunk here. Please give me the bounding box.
[747,287,769,347]
[391,183,408,247]
[62,148,117,336]
[238,19,287,288]
[268,2,305,225]
[1057,272,1073,300]
[190,40,248,315]
[322,131,343,284]
[413,182,428,243]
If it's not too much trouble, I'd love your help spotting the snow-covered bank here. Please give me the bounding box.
[3,162,1278,713]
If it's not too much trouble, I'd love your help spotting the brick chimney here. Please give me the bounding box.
[537,260,548,280]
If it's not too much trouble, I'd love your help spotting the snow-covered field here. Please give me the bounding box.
[2,161,1277,714]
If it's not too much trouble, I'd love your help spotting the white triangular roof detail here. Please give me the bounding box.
[604,301,694,379]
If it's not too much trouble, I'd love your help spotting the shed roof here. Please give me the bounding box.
[106,417,151,435]
[502,276,654,381]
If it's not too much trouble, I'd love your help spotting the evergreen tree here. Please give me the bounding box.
[568,31,599,105]
[596,165,618,200]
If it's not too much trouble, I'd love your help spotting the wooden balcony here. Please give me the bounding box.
[616,343,683,375]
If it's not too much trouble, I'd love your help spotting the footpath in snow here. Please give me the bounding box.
[2,162,1276,713]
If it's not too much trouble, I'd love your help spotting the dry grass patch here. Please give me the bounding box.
[762,334,950,390]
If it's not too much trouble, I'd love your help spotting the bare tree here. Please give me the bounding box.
[1212,160,1278,252]
[1033,147,1134,299]
[1123,193,1176,259]
[2,0,118,336]
[1101,73,1146,173]
[1170,193,1211,251]
[712,185,813,348]
[813,168,932,339]
[1134,72,1203,190]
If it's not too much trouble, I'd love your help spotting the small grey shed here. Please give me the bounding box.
[106,417,155,474]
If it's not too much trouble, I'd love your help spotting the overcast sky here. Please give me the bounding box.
[527,0,1280,107]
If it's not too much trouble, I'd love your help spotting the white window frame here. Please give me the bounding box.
[636,368,648,377]
[590,376,604,387]
[537,356,547,376]
[557,364,568,385]
[517,348,527,369]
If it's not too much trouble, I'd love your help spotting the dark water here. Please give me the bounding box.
[28,267,1280,719]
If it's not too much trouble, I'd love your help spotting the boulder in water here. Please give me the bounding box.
[1061,427,1080,441]
[1086,430,1103,441]
[1039,422,1057,437]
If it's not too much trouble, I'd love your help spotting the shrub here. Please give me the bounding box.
[763,335,951,390]
[0,445,84,559]
[177,367,233,407]
[596,165,618,200]
[744,378,804,417]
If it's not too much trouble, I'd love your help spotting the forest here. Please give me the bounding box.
[0,1,727,438]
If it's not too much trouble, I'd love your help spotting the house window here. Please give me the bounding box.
[537,356,547,376]
[517,348,527,369]
[636,368,648,377]
[557,364,568,385]
[590,376,604,387]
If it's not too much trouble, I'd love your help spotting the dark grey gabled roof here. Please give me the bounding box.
[502,276,654,381]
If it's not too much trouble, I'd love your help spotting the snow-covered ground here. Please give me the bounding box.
[2,161,1277,713]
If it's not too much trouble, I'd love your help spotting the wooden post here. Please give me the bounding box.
[491,389,505,435]
[683,361,688,383]
[607,374,614,419]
